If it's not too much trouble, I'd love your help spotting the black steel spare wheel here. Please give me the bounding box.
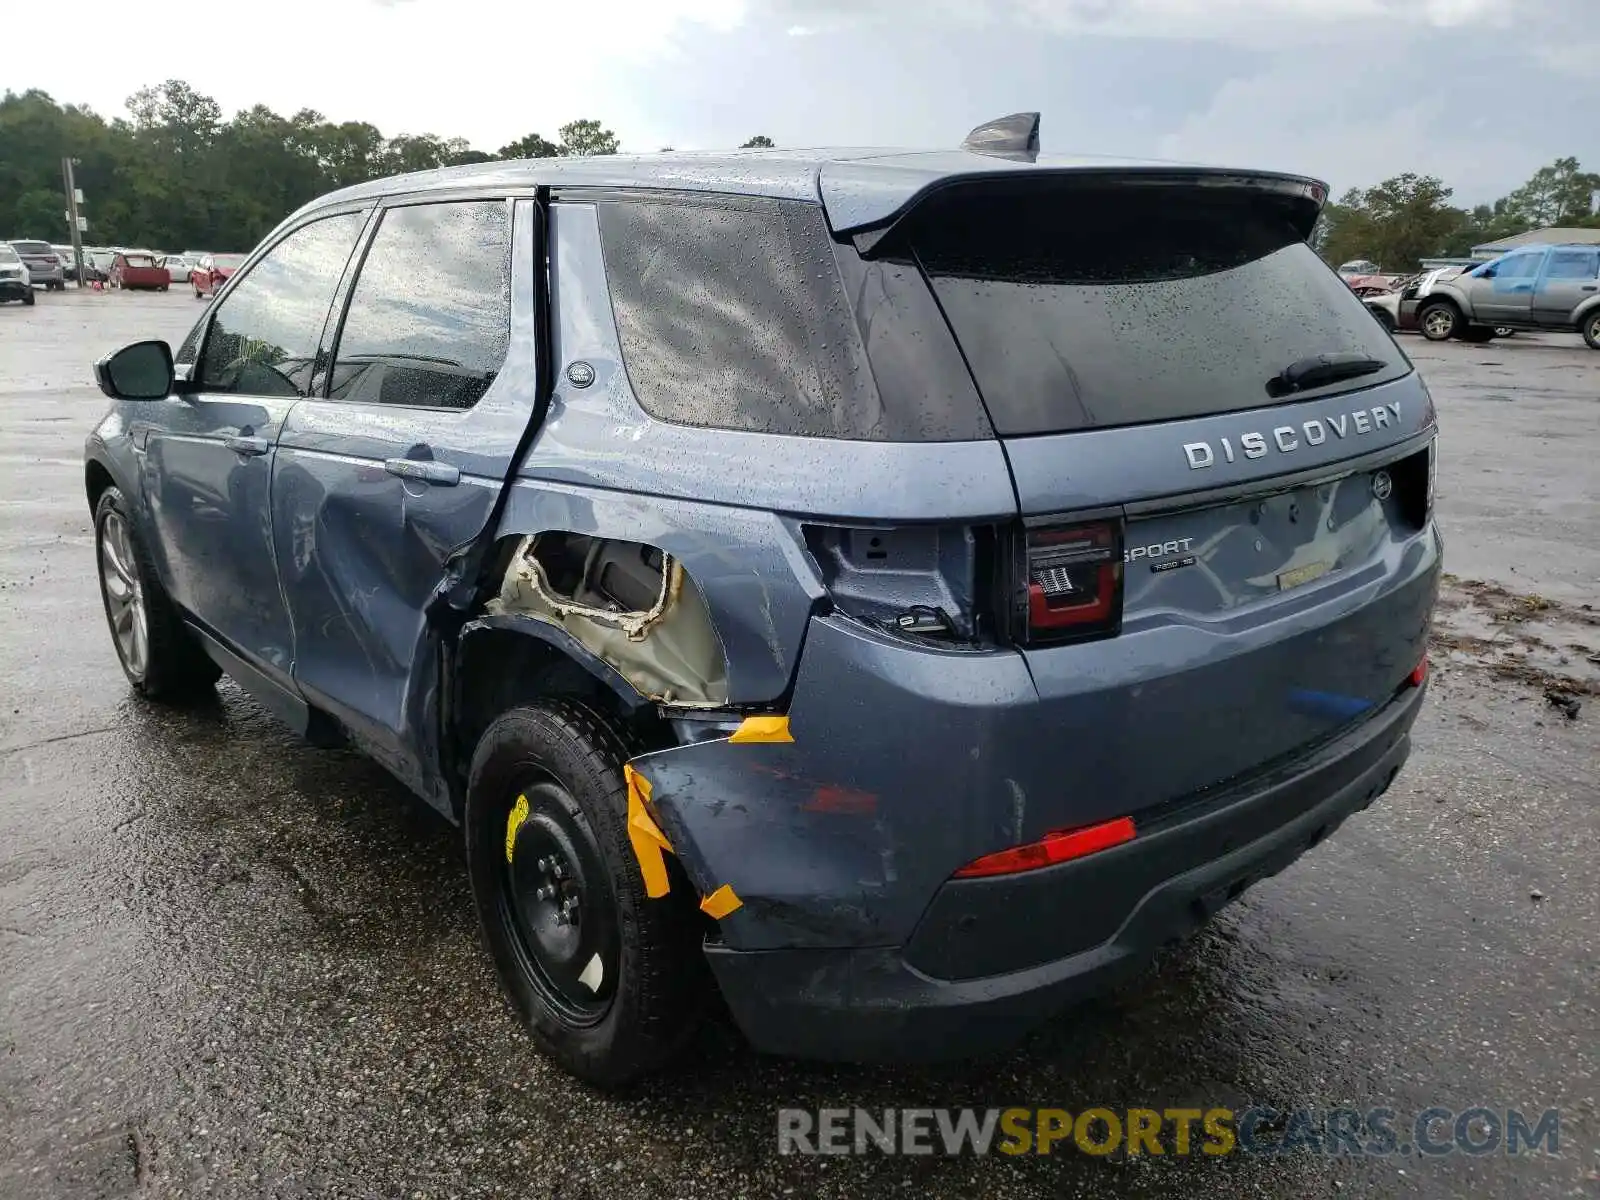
[465,699,708,1088]
[499,776,619,1025]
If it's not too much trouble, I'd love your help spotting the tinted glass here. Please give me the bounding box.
[197,212,364,397]
[1547,250,1598,280]
[329,201,511,410]
[907,178,1409,435]
[1495,252,1542,280]
[600,197,900,440]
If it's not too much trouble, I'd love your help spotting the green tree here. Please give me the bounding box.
[557,119,619,157]
[497,132,559,159]
[740,134,775,148]
[1318,175,1464,272]
[1503,157,1600,227]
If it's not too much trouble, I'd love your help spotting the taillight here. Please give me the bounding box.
[1020,519,1123,642]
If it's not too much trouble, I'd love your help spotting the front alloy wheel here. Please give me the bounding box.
[1420,302,1458,341]
[98,509,149,679]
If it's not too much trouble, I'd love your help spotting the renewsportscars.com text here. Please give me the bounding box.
[777,1106,1561,1158]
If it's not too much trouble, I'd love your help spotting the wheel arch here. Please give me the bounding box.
[445,617,669,822]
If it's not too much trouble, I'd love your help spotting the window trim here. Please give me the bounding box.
[191,201,374,396]
[316,193,517,412]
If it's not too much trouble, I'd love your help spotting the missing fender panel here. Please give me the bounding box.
[487,534,730,707]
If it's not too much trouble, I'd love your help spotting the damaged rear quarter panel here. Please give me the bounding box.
[489,479,825,704]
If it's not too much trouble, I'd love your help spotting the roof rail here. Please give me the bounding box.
[960,112,1040,162]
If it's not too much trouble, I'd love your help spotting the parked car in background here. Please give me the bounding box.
[190,252,246,298]
[1362,285,1414,334]
[82,250,115,283]
[6,239,65,289]
[1415,244,1600,347]
[0,244,34,304]
[109,252,171,291]
[83,133,1439,1087]
[161,253,195,282]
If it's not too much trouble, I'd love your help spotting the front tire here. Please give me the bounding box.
[1418,300,1460,341]
[93,486,220,700]
[1583,310,1600,350]
[21,289,34,307]
[465,700,707,1089]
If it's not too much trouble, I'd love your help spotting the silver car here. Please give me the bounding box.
[1415,243,1600,347]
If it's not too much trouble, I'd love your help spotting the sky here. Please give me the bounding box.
[9,0,1593,204]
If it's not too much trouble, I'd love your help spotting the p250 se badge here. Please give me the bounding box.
[1184,402,1403,470]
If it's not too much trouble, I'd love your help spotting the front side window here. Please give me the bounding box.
[328,200,512,410]
[197,211,365,397]
[1493,252,1542,281]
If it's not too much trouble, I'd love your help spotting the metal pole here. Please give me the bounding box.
[62,157,85,286]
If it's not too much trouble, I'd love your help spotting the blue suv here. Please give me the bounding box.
[85,117,1440,1087]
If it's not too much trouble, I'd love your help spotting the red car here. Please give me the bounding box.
[109,252,170,291]
[189,253,246,299]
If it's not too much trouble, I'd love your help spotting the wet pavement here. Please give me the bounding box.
[1,290,1596,1198]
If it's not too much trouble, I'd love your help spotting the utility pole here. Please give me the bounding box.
[61,157,85,286]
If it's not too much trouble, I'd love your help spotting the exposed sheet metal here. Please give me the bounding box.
[487,535,729,707]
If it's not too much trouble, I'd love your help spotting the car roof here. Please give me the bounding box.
[301,147,1326,235]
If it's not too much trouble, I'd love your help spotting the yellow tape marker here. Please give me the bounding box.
[505,794,530,864]
[728,714,793,744]
[624,764,674,898]
[699,884,743,919]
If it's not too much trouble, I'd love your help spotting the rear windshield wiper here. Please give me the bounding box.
[1267,353,1387,398]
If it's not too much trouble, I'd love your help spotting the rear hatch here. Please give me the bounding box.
[844,170,1438,824]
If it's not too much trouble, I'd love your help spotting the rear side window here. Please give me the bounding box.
[1547,250,1599,280]
[330,200,512,410]
[597,196,986,441]
[903,178,1410,435]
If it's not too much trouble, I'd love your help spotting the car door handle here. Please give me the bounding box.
[384,457,460,486]
[1583,285,1597,292]
[223,434,269,456]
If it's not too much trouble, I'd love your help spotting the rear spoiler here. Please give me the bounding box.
[847,168,1330,258]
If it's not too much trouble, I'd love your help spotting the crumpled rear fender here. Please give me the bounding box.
[492,478,825,704]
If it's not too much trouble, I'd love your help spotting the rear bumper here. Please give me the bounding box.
[707,680,1422,1061]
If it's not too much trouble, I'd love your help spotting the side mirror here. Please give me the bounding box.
[95,339,175,401]
[1479,266,1496,279]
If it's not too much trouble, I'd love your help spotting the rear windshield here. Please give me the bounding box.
[898,177,1410,436]
[11,241,52,256]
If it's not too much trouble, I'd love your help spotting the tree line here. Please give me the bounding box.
[1315,157,1600,271]
[0,80,776,252]
[4,79,1593,268]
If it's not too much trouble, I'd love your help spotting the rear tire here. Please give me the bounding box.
[1418,300,1460,341]
[1583,311,1600,350]
[93,486,221,700]
[465,699,708,1089]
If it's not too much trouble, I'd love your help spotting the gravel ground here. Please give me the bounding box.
[1,289,1595,1199]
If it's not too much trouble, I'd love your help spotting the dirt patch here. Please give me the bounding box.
[1432,574,1600,698]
